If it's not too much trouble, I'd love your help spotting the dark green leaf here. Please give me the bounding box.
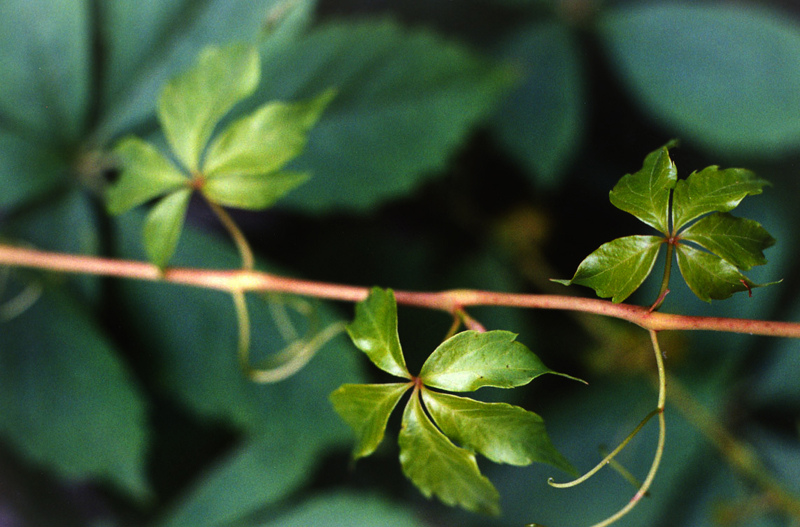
[158,44,260,172]
[0,130,66,209]
[329,383,411,460]
[204,89,335,178]
[672,166,770,230]
[675,244,763,302]
[346,288,410,379]
[0,0,89,142]
[112,214,364,508]
[679,213,776,270]
[608,143,677,233]
[398,391,500,515]
[0,284,149,498]
[255,18,515,211]
[202,172,309,210]
[419,330,563,391]
[157,436,321,527]
[256,492,430,527]
[489,20,584,186]
[107,136,189,215]
[553,235,663,303]
[421,389,575,474]
[96,0,311,140]
[143,189,192,268]
[599,4,800,157]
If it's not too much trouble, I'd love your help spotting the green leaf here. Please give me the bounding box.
[329,383,411,460]
[553,235,663,303]
[346,288,410,379]
[255,18,514,211]
[0,130,67,209]
[158,44,260,172]
[418,330,560,392]
[203,89,335,178]
[143,189,192,268]
[107,136,189,215]
[157,436,321,527]
[0,0,89,142]
[489,20,584,187]
[608,143,677,233]
[96,0,312,140]
[398,391,500,515]
[0,284,149,499]
[679,213,776,270]
[421,390,575,474]
[671,166,771,230]
[599,3,800,157]
[256,492,430,527]
[202,171,310,210]
[675,244,763,302]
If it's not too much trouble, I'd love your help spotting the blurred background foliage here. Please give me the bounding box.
[1,0,800,526]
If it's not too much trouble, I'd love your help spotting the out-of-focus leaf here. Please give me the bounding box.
[552,235,663,303]
[256,492,429,527]
[608,143,676,233]
[329,383,410,460]
[142,188,191,268]
[158,44,260,172]
[255,18,515,211]
[421,389,575,474]
[675,244,762,302]
[107,136,189,215]
[489,20,584,186]
[157,436,321,527]
[96,0,311,140]
[0,0,89,143]
[0,284,149,499]
[398,391,500,515]
[679,213,776,270]
[346,288,410,379]
[0,131,66,209]
[671,166,770,230]
[112,214,364,501]
[204,89,335,178]
[202,172,309,210]
[419,330,561,392]
[599,4,800,157]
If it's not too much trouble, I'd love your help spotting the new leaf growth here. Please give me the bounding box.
[554,143,777,303]
[330,288,578,515]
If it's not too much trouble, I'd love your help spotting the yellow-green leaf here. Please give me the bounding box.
[346,288,410,379]
[143,189,192,269]
[398,391,500,515]
[421,389,576,474]
[679,212,776,270]
[329,383,411,460]
[202,171,309,210]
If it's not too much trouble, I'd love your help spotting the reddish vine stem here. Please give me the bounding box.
[2,243,800,338]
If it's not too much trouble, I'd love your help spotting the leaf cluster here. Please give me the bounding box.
[106,44,333,268]
[554,143,777,303]
[330,288,578,515]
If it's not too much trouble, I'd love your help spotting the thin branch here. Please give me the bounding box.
[2,243,800,338]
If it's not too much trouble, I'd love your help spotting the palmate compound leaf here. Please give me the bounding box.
[158,43,260,173]
[329,383,411,460]
[671,165,771,231]
[608,141,677,233]
[552,235,663,304]
[346,288,410,379]
[398,390,501,515]
[420,389,576,475]
[679,213,776,271]
[419,330,580,391]
[675,244,776,302]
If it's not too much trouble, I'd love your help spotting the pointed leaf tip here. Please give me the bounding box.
[346,288,410,378]
[398,392,500,515]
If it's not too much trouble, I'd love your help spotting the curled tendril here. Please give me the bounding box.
[232,290,346,383]
[0,267,43,321]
